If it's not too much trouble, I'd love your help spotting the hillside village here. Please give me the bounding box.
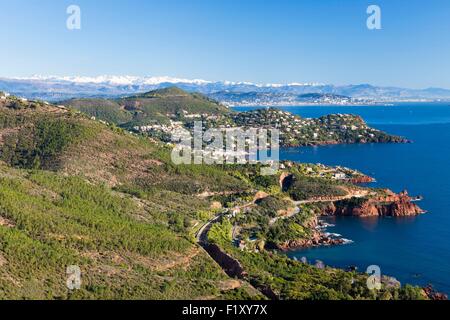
[1,88,407,156]
[56,88,408,166]
[227,108,406,146]
[132,104,406,148]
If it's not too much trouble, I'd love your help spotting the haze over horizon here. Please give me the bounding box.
[2,74,449,91]
[1,0,449,89]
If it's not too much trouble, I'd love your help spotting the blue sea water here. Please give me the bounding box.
[234,103,450,294]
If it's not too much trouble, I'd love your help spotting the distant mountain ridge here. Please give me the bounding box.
[1,75,450,104]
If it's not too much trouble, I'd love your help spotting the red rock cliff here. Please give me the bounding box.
[324,190,425,217]
[347,175,375,184]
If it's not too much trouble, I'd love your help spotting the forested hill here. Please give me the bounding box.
[62,86,230,127]
[0,94,250,299]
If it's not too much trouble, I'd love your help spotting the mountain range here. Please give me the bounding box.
[1,75,450,105]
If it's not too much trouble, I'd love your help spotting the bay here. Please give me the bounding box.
[234,103,450,294]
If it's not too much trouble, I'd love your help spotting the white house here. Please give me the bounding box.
[333,173,347,180]
[0,91,10,100]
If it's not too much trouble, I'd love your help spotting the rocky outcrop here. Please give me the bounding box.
[275,190,424,250]
[273,217,346,250]
[423,285,448,300]
[323,190,425,217]
[347,175,375,184]
[253,191,269,202]
[276,231,345,251]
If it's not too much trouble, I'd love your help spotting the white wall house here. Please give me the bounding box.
[0,91,10,100]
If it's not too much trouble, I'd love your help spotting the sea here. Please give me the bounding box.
[233,103,450,294]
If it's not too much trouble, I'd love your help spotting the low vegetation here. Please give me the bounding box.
[287,175,348,201]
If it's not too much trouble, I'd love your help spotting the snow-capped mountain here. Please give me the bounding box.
[12,75,213,86]
[7,75,323,89]
[1,75,450,104]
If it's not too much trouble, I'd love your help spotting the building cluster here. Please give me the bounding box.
[229,108,381,145]
[133,106,397,149]
[134,120,191,142]
[295,163,368,181]
[165,110,221,121]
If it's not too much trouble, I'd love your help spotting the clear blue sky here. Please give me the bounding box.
[1,0,449,88]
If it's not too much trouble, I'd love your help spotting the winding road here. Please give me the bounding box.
[195,214,222,244]
[194,188,375,300]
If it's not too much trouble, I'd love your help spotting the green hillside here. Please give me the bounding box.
[59,98,133,125]
[62,87,230,127]
[0,95,254,300]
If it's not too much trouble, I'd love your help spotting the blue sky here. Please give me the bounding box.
[1,0,449,88]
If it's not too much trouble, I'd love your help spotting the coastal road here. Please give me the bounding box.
[269,189,372,225]
[195,214,222,244]
[293,189,372,206]
[195,200,255,244]
[194,201,275,300]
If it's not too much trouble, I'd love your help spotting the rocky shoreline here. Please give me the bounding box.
[324,190,425,217]
[280,138,411,148]
[277,226,349,251]
[346,175,375,184]
[275,190,424,251]
[275,217,352,251]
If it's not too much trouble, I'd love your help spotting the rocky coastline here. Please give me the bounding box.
[276,231,347,251]
[346,175,375,184]
[275,217,350,251]
[275,190,424,251]
[280,137,411,148]
[323,190,425,217]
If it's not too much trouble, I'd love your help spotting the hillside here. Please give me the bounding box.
[229,108,407,146]
[63,88,406,148]
[62,87,230,128]
[0,95,427,300]
[0,95,257,299]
